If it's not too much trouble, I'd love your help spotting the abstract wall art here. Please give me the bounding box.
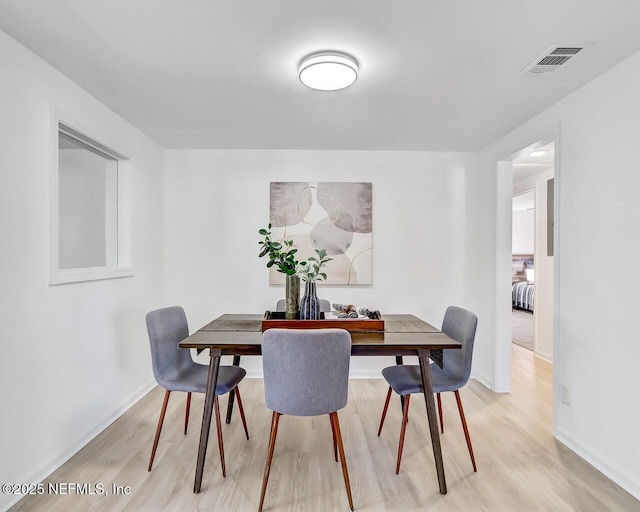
[269,182,372,285]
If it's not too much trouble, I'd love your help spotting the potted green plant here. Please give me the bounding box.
[258,225,300,319]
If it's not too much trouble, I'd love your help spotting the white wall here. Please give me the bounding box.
[471,50,640,499]
[511,210,534,254]
[164,150,478,377]
[3,18,638,508]
[514,169,554,361]
[0,30,164,511]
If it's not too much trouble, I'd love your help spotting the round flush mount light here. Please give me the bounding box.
[299,52,358,91]
[529,150,547,157]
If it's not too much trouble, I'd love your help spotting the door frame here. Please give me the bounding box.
[493,124,561,434]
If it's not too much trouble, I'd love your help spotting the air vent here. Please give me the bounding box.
[551,47,582,55]
[523,45,584,74]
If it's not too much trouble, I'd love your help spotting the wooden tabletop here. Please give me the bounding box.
[179,314,462,356]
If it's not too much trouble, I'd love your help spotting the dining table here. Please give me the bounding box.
[178,313,462,496]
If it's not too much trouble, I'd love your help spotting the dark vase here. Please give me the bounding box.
[300,281,320,320]
[285,274,300,320]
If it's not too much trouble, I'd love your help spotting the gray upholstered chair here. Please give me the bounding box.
[258,329,354,512]
[146,306,249,475]
[378,306,478,474]
[275,298,332,312]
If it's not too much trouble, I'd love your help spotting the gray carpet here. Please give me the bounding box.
[512,309,534,351]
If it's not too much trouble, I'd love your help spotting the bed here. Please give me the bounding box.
[512,254,534,312]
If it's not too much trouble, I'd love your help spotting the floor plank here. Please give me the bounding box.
[10,346,639,511]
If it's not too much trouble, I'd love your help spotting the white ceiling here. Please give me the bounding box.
[512,141,555,181]
[2,1,640,150]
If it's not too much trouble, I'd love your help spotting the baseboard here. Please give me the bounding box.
[554,429,640,502]
[245,355,397,379]
[470,374,494,391]
[535,350,553,363]
[245,369,386,379]
[1,379,156,512]
[347,370,386,379]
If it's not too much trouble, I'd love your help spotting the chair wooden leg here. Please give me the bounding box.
[148,389,171,471]
[396,394,411,474]
[214,396,226,477]
[184,392,192,435]
[395,356,405,413]
[234,386,250,440]
[437,392,444,434]
[454,390,477,472]
[225,355,242,424]
[331,412,354,511]
[329,414,338,462]
[258,412,281,512]
[378,386,393,436]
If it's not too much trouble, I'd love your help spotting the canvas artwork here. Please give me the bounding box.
[269,182,373,285]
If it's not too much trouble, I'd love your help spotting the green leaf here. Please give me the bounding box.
[259,229,269,235]
[308,257,319,263]
[266,260,274,268]
[259,246,269,257]
[319,273,327,280]
[271,242,282,250]
[268,223,272,229]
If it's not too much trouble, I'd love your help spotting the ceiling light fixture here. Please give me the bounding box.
[529,150,546,157]
[299,52,358,91]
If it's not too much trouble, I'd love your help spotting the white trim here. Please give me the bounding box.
[50,266,135,285]
[49,110,134,285]
[348,370,386,379]
[49,111,60,282]
[494,124,561,396]
[551,124,562,437]
[534,351,553,363]
[555,429,640,502]
[246,372,499,386]
[471,374,496,392]
[2,380,156,512]
[244,369,390,379]
[495,160,514,392]
[58,122,128,160]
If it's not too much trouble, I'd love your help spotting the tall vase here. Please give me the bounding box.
[300,281,320,320]
[285,274,300,320]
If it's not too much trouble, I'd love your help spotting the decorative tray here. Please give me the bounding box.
[262,310,384,333]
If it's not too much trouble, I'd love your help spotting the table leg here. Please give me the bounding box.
[225,355,241,424]
[194,348,222,493]
[395,356,405,411]
[418,349,447,494]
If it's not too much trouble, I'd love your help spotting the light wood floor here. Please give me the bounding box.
[11,347,639,511]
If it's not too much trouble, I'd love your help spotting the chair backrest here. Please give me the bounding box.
[262,329,351,416]
[275,298,331,312]
[441,306,478,388]
[146,306,193,389]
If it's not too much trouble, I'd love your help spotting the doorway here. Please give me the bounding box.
[512,189,535,351]
[510,141,555,363]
